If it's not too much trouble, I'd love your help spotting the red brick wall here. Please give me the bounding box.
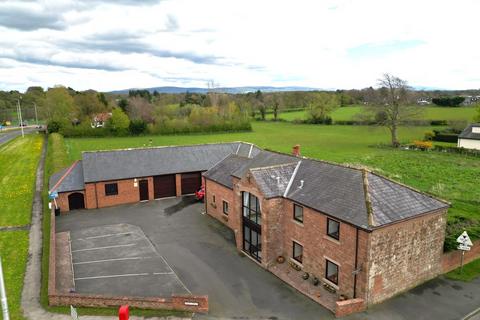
[442,239,480,273]
[280,200,369,300]
[335,298,365,317]
[366,209,447,305]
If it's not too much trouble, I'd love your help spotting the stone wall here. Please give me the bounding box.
[366,209,447,305]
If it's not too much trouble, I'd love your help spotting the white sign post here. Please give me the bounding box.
[0,257,10,320]
[456,231,473,273]
[70,305,79,320]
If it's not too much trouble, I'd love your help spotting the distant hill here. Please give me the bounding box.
[108,86,320,94]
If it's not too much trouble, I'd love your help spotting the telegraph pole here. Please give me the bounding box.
[17,98,24,137]
[0,257,10,320]
[34,102,38,126]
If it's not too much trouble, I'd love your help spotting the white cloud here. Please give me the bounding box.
[0,0,479,91]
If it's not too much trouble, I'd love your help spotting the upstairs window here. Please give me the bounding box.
[242,192,261,225]
[327,218,340,240]
[105,183,118,196]
[223,200,229,215]
[293,204,303,223]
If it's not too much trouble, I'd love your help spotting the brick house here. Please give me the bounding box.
[49,142,449,314]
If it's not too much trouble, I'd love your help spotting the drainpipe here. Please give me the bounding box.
[353,227,359,298]
[204,180,208,214]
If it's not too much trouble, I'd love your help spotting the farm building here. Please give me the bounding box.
[458,123,480,150]
[49,142,449,312]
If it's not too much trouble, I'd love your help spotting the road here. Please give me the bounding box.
[0,127,37,145]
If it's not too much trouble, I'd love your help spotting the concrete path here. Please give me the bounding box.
[20,136,187,320]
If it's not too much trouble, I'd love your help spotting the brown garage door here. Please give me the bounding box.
[153,174,176,199]
[181,172,202,195]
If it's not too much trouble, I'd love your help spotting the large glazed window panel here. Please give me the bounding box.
[326,260,339,285]
[104,183,118,196]
[327,218,340,240]
[242,191,261,225]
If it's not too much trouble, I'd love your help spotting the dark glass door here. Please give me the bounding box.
[243,219,262,261]
[139,179,149,201]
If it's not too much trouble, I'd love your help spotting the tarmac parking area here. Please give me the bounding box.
[69,223,190,297]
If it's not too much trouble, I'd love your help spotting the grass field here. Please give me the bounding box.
[267,106,478,122]
[62,121,480,249]
[0,134,44,320]
[0,134,43,227]
[446,258,480,282]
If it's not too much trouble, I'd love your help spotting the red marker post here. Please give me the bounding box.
[119,305,129,320]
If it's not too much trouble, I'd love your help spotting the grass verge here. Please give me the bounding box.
[445,258,480,282]
[0,134,43,227]
[40,133,191,318]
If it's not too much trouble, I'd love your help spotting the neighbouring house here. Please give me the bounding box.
[457,123,480,150]
[91,112,112,128]
[49,142,449,315]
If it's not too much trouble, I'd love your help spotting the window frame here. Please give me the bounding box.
[292,241,303,264]
[293,203,304,223]
[242,191,261,225]
[327,218,340,240]
[104,183,118,196]
[325,259,339,285]
[222,200,229,215]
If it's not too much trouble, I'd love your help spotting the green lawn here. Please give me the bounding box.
[62,121,480,250]
[446,258,480,282]
[267,106,477,122]
[0,134,44,227]
[0,231,30,320]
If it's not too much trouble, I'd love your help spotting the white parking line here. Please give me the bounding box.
[76,232,134,241]
[74,256,150,265]
[72,243,135,252]
[159,255,192,294]
[75,273,149,281]
[153,272,175,275]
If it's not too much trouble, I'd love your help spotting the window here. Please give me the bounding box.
[212,194,216,203]
[242,192,261,225]
[292,241,303,264]
[105,183,118,196]
[325,260,339,285]
[223,200,229,215]
[327,218,340,240]
[293,204,303,223]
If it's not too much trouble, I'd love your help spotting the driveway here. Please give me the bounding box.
[56,198,331,320]
[56,198,479,320]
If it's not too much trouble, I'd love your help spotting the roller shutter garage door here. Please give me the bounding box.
[181,172,202,195]
[153,174,176,199]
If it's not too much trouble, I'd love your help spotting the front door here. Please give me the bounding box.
[139,179,149,201]
[242,191,262,261]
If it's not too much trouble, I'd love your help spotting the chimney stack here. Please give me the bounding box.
[292,144,301,157]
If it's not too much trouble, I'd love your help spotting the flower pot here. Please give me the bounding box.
[277,256,285,264]
[302,272,309,280]
[312,277,319,286]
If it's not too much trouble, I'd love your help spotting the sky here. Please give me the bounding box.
[0,0,479,92]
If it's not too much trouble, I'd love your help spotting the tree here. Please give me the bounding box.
[43,86,75,122]
[74,91,105,120]
[367,73,421,147]
[107,107,130,135]
[127,96,154,122]
[305,92,339,123]
[118,98,128,112]
[254,90,266,120]
[265,93,283,121]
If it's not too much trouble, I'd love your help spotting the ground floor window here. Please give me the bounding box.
[292,241,303,264]
[105,183,118,196]
[223,200,229,215]
[243,221,262,261]
[325,259,339,285]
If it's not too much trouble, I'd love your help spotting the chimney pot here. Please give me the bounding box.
[292,144,301,157]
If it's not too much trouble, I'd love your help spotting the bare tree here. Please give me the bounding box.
[368,74,422,147]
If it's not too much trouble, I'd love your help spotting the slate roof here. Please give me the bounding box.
[206,151,449,230]
[49,161,85,193]
[458,123,480,140]
[82,142,254,183]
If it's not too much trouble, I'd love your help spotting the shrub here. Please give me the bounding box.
[106,108,130,135]
[129,119,148,135]
[47,120,62,133]
[424,131,434,141]
[413,140,433,150]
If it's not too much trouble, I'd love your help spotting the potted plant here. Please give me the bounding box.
[302,272,309,280]
[312,277,319,286]
[338,294,347,301]
[277,256,285,264]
